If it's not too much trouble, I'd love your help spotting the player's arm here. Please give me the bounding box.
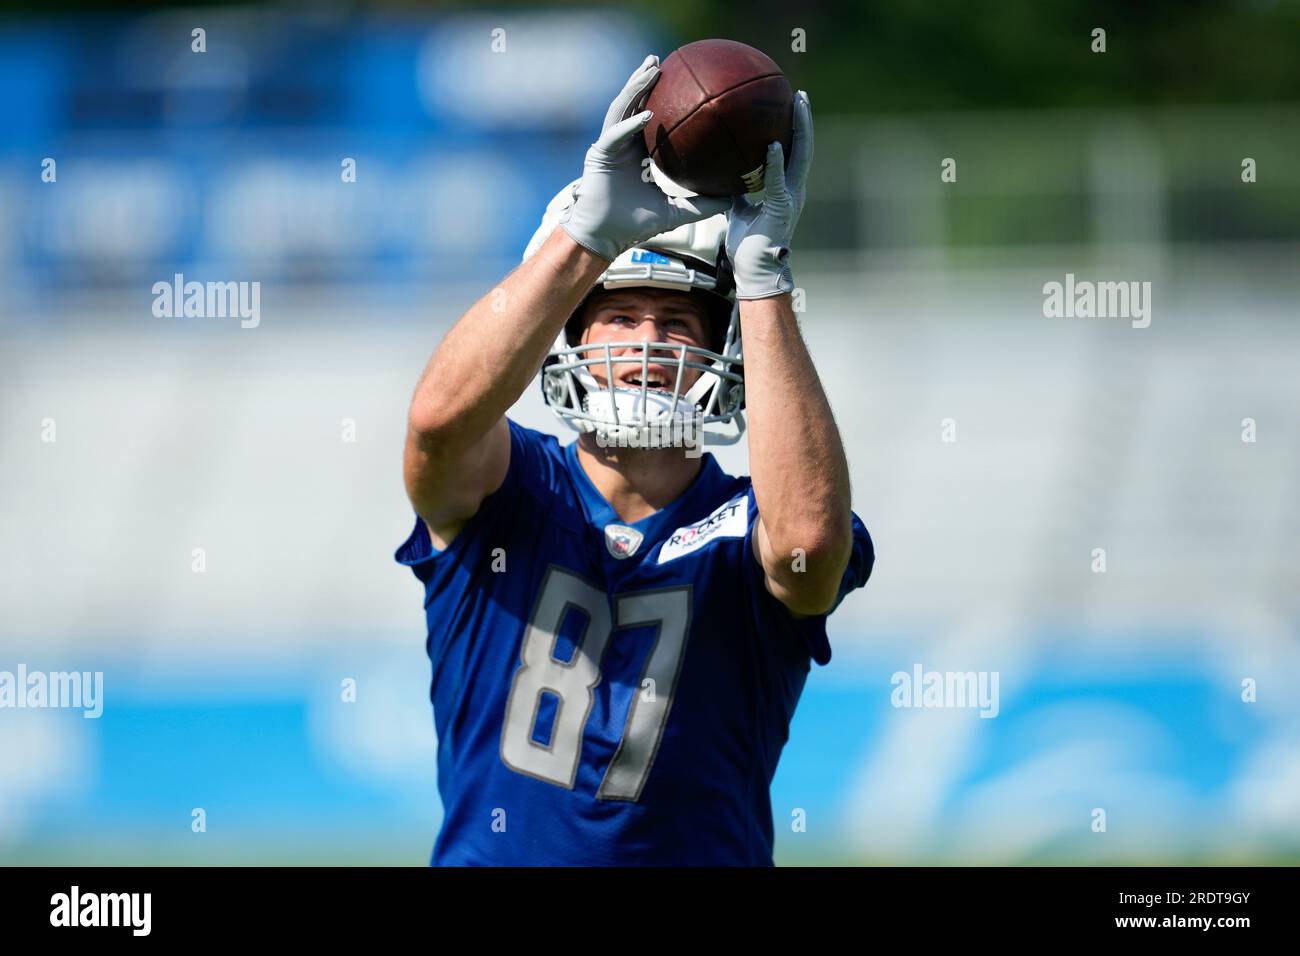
[740,294,852,615]
[725,90,851,616]
[404,54,729,547]
[404,231,608,547]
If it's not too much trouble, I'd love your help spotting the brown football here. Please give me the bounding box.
[643,39,794,197]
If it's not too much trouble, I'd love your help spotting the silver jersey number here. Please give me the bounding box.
[500,568,692,801]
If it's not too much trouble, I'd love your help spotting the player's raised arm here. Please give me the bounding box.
[404,230,602,546]
[726,92,854,615]
[404,55,729,546]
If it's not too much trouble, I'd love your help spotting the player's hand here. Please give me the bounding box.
[725,90,812,299]
[560,55,731,262]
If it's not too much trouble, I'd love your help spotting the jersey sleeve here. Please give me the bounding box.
[741,486,875,666]
[393,418,562,581]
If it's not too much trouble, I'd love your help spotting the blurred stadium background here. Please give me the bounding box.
[2,1,1299,864]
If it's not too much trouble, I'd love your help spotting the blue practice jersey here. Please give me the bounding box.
[395,419,874,865]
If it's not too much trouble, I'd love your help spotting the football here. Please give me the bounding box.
[643,38,794,197]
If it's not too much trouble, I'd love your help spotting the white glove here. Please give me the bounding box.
[725,90,813,299]
[560,55,731,262]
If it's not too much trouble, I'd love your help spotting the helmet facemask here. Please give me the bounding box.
[523,184,746,450]
[542,298,745,451]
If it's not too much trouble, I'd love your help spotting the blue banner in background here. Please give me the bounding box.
[0,11,659,294]
[0,635,1287,865]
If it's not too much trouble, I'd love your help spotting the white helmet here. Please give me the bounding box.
[521,180,745,448]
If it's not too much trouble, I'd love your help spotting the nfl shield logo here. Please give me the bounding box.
[604,524,644,560]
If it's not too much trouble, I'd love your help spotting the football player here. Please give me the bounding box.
[396,55,874,865]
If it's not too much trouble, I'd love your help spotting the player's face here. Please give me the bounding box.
[578,290,712,393]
